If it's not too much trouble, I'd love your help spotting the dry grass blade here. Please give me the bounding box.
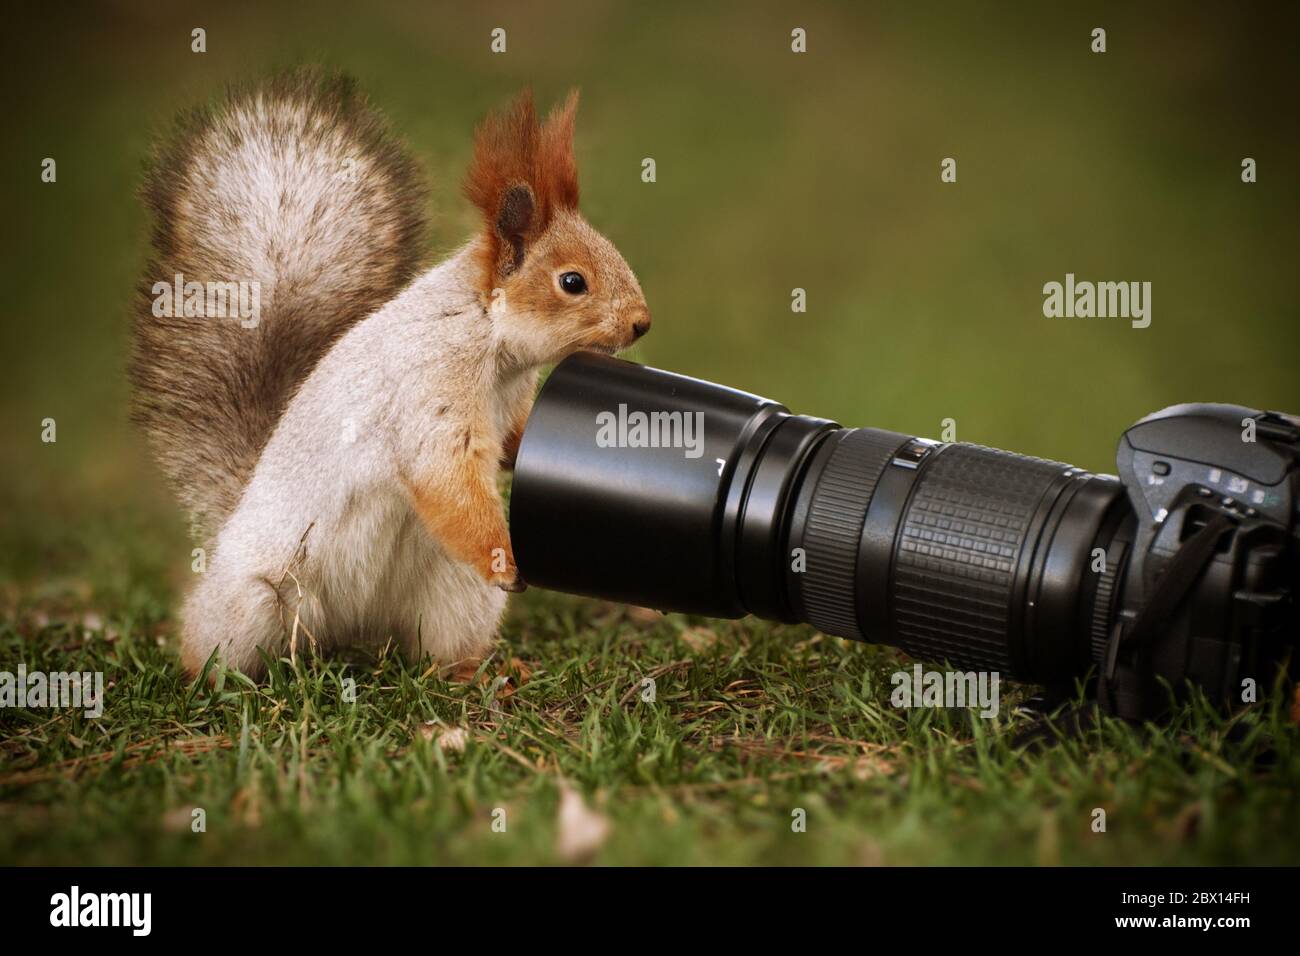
[0,735,232,786]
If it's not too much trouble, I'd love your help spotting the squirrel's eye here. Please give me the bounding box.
[559,271,587,295]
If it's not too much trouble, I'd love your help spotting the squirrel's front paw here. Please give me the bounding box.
[485,546,526,592]
[491,570,528,593]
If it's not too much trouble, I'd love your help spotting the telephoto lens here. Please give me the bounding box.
[509,352,1131,686]
[513,352,1300,713]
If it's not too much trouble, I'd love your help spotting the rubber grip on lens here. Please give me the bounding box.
[892,444,1068,675]
[801,429,908,639]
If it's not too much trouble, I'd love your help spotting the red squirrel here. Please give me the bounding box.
[130,69,650,677]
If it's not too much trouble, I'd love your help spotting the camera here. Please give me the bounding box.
[510,353,1298,719]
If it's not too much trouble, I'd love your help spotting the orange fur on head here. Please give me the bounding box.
[463,90,580,290]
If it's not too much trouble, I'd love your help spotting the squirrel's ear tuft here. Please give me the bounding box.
[538,89,580,211]
[464,89,581,288]
[464,89,538,222]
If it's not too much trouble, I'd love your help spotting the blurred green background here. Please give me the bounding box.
[3,0,1298,601]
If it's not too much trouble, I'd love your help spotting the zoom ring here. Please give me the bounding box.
[801,429,907,639]
[892,445,1069,676]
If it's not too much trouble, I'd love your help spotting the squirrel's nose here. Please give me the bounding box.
[632,314,651,339]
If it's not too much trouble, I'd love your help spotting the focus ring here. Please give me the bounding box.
[892,444,1069,675]
[801,429,908,638]
[1089,539,1126,664]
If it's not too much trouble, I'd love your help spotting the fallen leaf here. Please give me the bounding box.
[418,721,469,753]
[495,657,532,699]
[437,726,469,753]
[555,784,609,863]
[446,658,485,684]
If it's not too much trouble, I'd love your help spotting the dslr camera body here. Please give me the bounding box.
[1102,404,1298,718]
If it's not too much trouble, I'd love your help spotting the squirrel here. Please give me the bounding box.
[130,69,651,678]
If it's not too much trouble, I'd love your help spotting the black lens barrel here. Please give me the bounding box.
[511,353,1129,683]
[511,352,790,616]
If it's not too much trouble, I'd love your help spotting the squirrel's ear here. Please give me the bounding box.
[495,182,535,275]
[465,90,540,286]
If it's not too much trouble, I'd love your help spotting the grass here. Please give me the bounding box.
[3,567,1299,866]
[3,2,1299,866]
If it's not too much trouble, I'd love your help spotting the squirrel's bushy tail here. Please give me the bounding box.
[130,68,427,537]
